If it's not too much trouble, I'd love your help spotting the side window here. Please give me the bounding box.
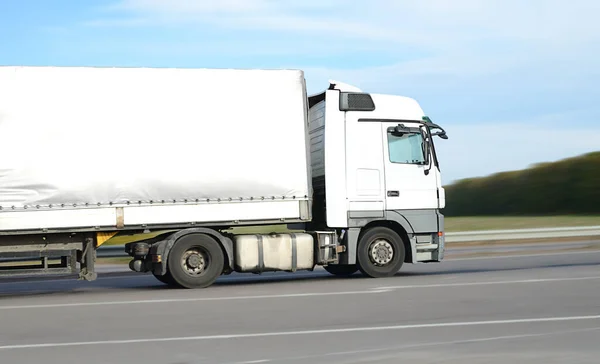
[387,132,425,164]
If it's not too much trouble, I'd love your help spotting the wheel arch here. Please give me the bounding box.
[152,228,234,276]
[360,220,413,264]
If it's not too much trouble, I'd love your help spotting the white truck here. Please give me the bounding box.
[0,66,448,288]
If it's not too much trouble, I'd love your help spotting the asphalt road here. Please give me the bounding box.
[0,242,599,364]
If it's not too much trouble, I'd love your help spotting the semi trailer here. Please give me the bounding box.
[0,66,448,288]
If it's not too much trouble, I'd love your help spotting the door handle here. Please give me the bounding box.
[387,191,399,197]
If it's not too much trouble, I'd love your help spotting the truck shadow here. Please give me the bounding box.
[211,259,600,287]
[0,257,598,297]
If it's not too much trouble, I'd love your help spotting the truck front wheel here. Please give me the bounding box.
[167,233,225,289]
[357,227,405,278]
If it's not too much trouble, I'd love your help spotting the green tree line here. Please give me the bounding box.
[443,151,600,216]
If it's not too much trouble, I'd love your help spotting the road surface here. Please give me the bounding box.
[0,241,599,363]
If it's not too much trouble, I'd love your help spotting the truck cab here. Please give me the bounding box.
[308,81,448,277]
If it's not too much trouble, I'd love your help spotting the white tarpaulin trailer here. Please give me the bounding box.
[0,66,311,233]
[0,65,448,288]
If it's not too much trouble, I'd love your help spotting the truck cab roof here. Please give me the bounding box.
[310,80,427,123]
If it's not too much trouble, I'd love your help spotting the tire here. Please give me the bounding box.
[167,233,225,289]
[357,227,405,278]
[323,264,358,276]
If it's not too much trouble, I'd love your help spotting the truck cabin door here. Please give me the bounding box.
[381,121,439,211]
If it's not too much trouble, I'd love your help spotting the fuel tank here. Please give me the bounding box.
[233,233,315,273]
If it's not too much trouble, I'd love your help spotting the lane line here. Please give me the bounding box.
[2,276,599,311]
[268,326,600,362]
[0,289,391,310]
[1,314,599,351]
[448,249,600,261]
[375,275,600,290]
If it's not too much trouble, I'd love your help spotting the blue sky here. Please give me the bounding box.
[2,0,599,184]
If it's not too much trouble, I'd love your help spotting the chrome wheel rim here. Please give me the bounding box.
[369,239,394,266]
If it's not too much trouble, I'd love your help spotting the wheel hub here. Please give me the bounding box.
[370,239,394,266]
[187,254,201,268]
[181,249,206,275]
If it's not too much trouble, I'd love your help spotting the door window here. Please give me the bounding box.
[387,132,425,164]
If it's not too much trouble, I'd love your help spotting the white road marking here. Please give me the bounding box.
[0,289,391,310]
[272,326,600,362]
[448,249,600,261]
[375,275,600,290]
[2,276,599,311]
[1,314,599,350]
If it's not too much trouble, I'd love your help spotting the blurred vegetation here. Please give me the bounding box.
[444,216,600,231]
[443,151,600,216]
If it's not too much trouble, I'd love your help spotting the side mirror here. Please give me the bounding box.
[433,131,448,140]
[421,129,431,173]
[422,116,449,140]
[424,141,431,165]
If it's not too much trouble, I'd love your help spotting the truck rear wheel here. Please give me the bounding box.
[324,264,358,276]
[167,233,225,289]
[357,227,405,278]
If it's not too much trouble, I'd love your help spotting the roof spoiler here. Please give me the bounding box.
[309,80,375,111]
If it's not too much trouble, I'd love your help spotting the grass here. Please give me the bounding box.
[444,215,600,232]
